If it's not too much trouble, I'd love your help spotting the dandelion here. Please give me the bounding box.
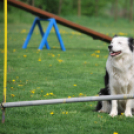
[38,58,41,61]
[13,49,16,52]
[50,112,54,115]
[62,112,65,114]
[46,93,49,96]
[30,90,35,94]
[68,96,71,98]
[66,111,68,114]
[121,113,124,115]
[91,53,96,56]
[12,79,15,82]
[21,29,26,33]
[90,104,92,107]
[49,93,54,95]
[58,59,63,63]
[23,55,27,58]
[18,84,23,86]
[73,84,77,86]
[84,61,87,64]
[11,94,15,97]
[96,55,99,58]
[10,87,13,89]
[95,50,100,53]
[113,132,118,134]
[79,93,84,96]
[52,54,55,57]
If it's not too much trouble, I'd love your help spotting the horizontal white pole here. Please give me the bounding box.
[1,94,134,108]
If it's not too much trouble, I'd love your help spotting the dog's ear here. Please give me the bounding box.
[113,35,118,38]
[128,38,134,52]
[129,38,134,45]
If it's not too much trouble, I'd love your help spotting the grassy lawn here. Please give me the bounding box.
[0,15,134,134]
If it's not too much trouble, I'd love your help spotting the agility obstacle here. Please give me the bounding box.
[22,17,66,51]
[0,0,112,43]
[1,0,134,124]
[1,94,134,108]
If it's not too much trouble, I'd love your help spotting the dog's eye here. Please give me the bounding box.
[118,42,122,44]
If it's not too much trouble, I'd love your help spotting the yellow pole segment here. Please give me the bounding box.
[3,0,7,103]
[2,0,7,123]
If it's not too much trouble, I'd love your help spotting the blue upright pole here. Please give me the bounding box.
[22,17,38,49]
[37,21,50,50]
[53,19,66,51]
[38,19,54,50]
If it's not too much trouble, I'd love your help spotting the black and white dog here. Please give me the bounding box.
[96,36,134,117]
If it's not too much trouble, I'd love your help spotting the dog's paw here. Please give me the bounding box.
[109,111,118,117]
[125,110,133,117]
[98,110,105,113]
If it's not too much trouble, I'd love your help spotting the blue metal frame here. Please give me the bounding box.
[22,17,66,51]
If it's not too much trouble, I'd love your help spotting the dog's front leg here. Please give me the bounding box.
[109,100,118,117]
[125,99,133,117]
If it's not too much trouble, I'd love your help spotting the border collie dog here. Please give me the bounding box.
[96,36,134,117]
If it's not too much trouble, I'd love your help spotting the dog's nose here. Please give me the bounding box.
[108,45,113,50]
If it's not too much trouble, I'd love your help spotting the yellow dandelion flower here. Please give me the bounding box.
[50,112,54,115]
[18,84,23,86]
[21,29,26,33]
[91,53,96,56]
[95,50,100,53]
[12,79,15,82]
[68,96,71,98]
[38,58,41,61]
[79,93,84,96]
[113,132,118,134]
[30,90,35,94]
[66,111,68,114]
[49,93,54,95]
[121,113,124,115]
[73,84,77,86]
[46,93,49,96]
[96,55,99,58]
[11,87,13,89]
[11,94,15,97]
[90,104,92,107]
[58,59,63,63]
[13,49,16,52]
[52,54,55,57]
[84,61,87,64]
[62,112,65,114]
[23,55,27,58]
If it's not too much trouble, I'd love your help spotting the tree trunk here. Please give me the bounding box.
[95,0,98,16]
[58,0,63,15]
[78,0,81,17]
[114,0,118,21]
[129,0,133,22]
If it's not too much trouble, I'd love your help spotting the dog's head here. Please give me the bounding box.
[108,36,134,58]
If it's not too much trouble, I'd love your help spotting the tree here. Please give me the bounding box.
[78,0,81,17]
[129,0,133,22]
[114,0,118,21]
[58,0,63,15]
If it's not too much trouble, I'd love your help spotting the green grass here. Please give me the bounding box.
[0,15,134,134]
